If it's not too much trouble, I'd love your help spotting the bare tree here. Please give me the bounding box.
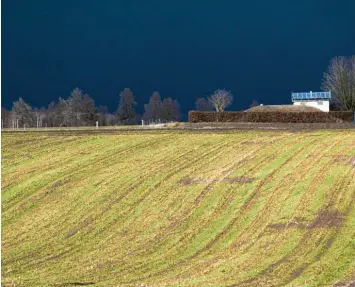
[12,97,35,127]
[33,107,46,128]
[105,113,117,126]
[97,106,109,126]
[208,89,233,112]
[322,56,355,111]
[69,88,88,126]
[56,88,96,126]
[1,107,11,128]
[46,101,58,127]
[195,97,213,111]
[56,97,71,126]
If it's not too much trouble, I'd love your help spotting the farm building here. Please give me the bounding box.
[292,91,331,112]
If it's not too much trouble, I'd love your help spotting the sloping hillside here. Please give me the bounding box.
[2,130,355,287]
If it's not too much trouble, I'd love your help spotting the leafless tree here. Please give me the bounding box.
[1,107,11,128]
[11,97,35,127]
[33,107,46,128]
[208,89,233,112]
[322,56,355,111]
[96,106,109,126]
[55,88,96,126]
[105,113,117,126]
[46,101,58,127]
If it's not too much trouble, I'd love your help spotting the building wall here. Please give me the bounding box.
[293,100,330,112]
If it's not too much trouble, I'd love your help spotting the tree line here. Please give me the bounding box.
[1,87,232,128]
[1,88,181,128]
[1,56,354,128]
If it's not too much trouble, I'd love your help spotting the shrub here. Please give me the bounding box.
[188,111,354,123]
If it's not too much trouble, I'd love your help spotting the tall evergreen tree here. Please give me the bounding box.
[162,97,180,121]
[117,88,137,124]
[81,93,96,126]
[143,91,163,121]
[69,87,84,126]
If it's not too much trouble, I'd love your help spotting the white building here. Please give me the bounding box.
[292,91,331,112]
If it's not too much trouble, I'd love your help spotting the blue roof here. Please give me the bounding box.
[292,91,331,101]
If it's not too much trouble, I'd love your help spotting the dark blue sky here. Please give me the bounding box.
[2,0,355,116]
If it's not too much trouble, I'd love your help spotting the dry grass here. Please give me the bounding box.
[245,105,323,112]
[2,129,355,287]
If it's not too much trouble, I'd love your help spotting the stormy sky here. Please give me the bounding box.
[2,0,355,117]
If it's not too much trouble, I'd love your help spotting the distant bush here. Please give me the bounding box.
[189,111,354,123]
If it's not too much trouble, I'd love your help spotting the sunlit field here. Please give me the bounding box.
[2,129,355,287]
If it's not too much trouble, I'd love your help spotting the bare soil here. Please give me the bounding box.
[267,210,344,231]
[2,122,355,136]
[307,210,344,229]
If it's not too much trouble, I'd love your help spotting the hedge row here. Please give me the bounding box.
[189,111,354,123]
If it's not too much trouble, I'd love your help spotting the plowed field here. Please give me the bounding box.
[2,130,355,286]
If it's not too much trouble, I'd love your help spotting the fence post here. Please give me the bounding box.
[141,120,144,126]
[16,119,19,130]
[96,121,99,129]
